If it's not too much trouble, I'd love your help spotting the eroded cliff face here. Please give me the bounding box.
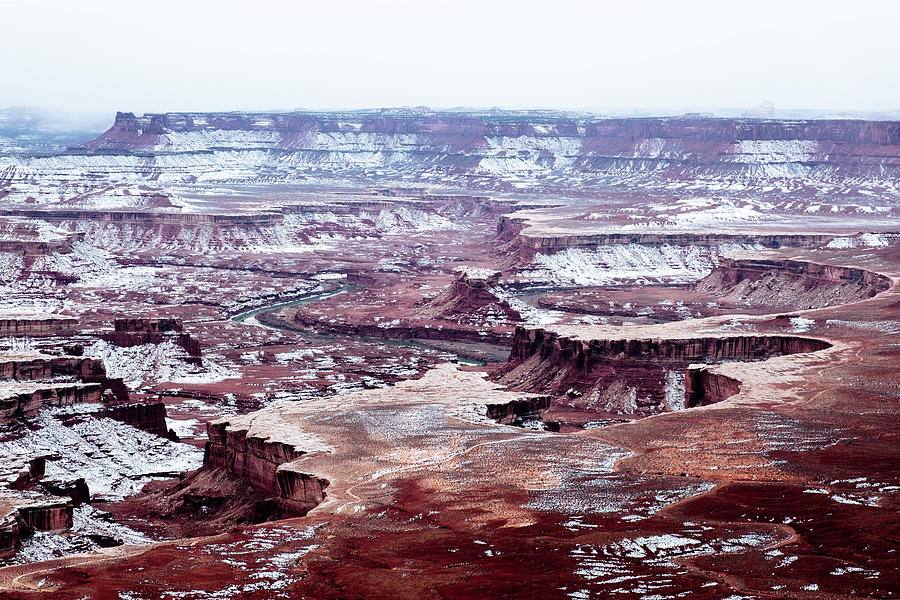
[102,318,202,366]
[685,367,742,408]
[204,421,328,514]
[495,215,846,266]
[0,316,77,337]
[67,112,900,182]
[416,268,521,323]
[0,383,103,421]
[0,350,169,434]
[0,456,79,556]
[485,395,551,426]
[493,327,831,414]
[0,354,114,421]
[694,258,893,309]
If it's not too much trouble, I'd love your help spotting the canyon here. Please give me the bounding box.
[0,109,895,599]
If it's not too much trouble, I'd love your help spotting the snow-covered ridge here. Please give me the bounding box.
[524,244,756,287]
[0,112,897,210]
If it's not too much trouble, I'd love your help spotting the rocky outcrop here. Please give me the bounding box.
[114,318,183,333]
[98,401,171,438]
[18,502,72,530]
[204,421,328,514]
[102,318,202,365]
[0,353,128,402]
[0,354,105,381]
[496,215,841,262]
[0,456,83,556]
[505,327,831,366]
[0,316,77,337]
[694,258,893,309]
[685,367,742,408]
[3,209,281,225]
[69,112,900,181]
[0,382,103,420]
[416,268,520,323]
[0,350,169,434]
[521,231,834,256]
[0,233,82,256]
[485,395,551,425]
[74,111,158,151]
[494,327,831,414]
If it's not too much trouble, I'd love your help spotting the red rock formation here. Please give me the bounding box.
[0,355,114,382]
[3,209,281,226]
[74,111,160,151]
[98,401,171,438]
[485,395,551,425]
[0,352,164,429]
[521,231,835,256]
[39,478,90,506]
[114,317,183,333]
[204,421,328,514]
[695,258,892,308]
[0,457,81,556]
[416,268,520,323]
[18,502,72,531]
[494,327,831,413]
[0,233,82,256]
[103,318,202,366]
[685,367,742,407]
[71,112,900,179]
[0,316,77,337]
[0,383,104,420]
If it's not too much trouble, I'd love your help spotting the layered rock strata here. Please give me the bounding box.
[0,456,81,557]
[695,258,892,308]
[0,315,77,337]
[485,395,551,425]
[0,353,128,402]
[494,326,831,414]
[102,318,201,365]
[685,366,742,408]
[204,421,329,515]
[416,268,521,323]
[0,350,167,433]
[71,112,900,181]
[497,215,840,261]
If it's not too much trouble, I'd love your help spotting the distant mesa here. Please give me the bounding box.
[742,100,776,119]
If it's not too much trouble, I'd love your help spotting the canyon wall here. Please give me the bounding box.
[0,316,77,337]
[497,215,838,255]
[415,268,521,324]
[695,258,893,308]
[485,395,551,425]
[204,420,328,514]
[0,352,167,433]
[98,402,171,438]
[685,367,742,408]
[494,327,831,413]
[0,456,78,556]
[103,318,202,365]
[60,112,900,182]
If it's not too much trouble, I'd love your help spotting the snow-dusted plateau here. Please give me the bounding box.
[0,109,897,599]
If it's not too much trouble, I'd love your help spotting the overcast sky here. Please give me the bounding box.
[1,0,898,115]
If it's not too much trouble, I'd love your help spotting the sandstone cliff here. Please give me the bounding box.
[71,112,900,181]
[694,258,892,309]
[204,420,328,515]
[494,327,831,414]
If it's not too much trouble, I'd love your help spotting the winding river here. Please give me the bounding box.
[230,283,488,366]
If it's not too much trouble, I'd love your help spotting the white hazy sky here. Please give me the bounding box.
[1,0,898,114]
